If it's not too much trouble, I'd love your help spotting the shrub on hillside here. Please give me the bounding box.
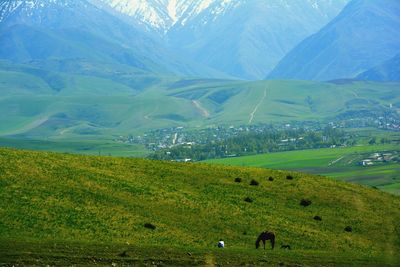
[144,223,156,230]
[244,197,253,203]
[314,215,322,221]
[234,177,242,183]
[344,226,352,232]
[300,199,312,207]
[250,179,259,186]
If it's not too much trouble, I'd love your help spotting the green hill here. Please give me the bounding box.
[0,148,399,266]
[1,60,399,140]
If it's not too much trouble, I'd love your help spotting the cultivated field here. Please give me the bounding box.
[207,144,400,195]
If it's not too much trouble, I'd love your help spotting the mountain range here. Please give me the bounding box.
[97,0,350,79]
[268,0,400,81]
[0,0,353,80]
[0,0,224,78]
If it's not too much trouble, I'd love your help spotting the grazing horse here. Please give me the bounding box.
[255,231,275,250]
[256,231,275,249]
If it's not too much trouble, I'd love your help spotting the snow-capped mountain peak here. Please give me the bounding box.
[97,0,240,33]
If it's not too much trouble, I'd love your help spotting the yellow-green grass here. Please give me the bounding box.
[0,147,399,266]
[206,144,400,194]
[0,138,149,157]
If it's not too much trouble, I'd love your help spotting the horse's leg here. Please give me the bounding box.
[271,236,275,250]
[263,240,266,250]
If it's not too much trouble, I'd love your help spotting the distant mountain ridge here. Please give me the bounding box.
[267,0,400,81]
[357,53,400,82]
[97,0,349,79]
[0,0,225,78]
[3,0,397,81]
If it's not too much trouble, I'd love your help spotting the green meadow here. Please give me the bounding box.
[0,148,399,266]
[0,137,149,157]
[207,144,400,195]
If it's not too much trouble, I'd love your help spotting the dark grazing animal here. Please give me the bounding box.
[255,231,275,250]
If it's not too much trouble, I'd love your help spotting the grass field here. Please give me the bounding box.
[0,138,149,157]
[207,144,400,195]
[0,148,399,266]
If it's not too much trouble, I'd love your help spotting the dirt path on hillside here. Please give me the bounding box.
[4,116,49,136]
[192,100,209,118]
[351,90,360,98]
[144,106,159,120]
[249,88,267,124]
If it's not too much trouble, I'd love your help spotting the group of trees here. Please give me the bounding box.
[149,127,355,161]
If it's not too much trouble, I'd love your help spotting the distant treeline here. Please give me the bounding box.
[149,127,357,161]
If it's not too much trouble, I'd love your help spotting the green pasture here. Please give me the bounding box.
[207,144,400,194]
[0,138,149,157]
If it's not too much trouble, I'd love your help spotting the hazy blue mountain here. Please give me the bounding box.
[267,0,400,81]
[0,0,224,78]
[357,53,400,81]
[167,0,349,80]
[97,0,349,80]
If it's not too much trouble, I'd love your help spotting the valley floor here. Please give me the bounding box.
[207,144,400,195]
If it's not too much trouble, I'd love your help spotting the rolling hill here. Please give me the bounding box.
[267,0,400,81]
[1,61,399,140]
[0,147,399,266]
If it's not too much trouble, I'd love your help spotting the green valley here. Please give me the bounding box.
[207,144,400,195]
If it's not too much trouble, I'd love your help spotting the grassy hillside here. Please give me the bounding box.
[207,144,400,195]
[0,148,399,266]
[1,61,399,139]
[0,137,149,157]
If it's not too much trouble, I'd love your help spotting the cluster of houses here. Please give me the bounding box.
[360,152,396,166]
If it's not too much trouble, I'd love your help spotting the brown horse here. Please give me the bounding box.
[255,231,275,250]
